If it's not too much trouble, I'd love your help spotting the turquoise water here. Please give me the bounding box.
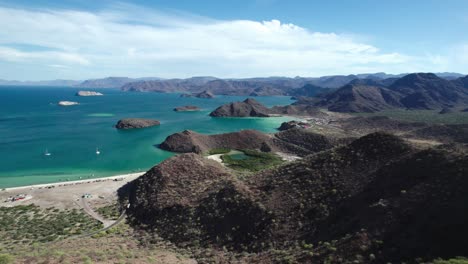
[0,86,293,188]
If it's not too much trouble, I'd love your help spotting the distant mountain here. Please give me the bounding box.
[309,84,402,112]
[308,74,359,88]
[452,75,468,88]
[0,79,81,86]
[287,83,328,97]
[75,76,163,88]
[121,76,219,93]
[390,73,468,109]
[122,77,311,95]
[302,73,468,112]
[435,72,466,80]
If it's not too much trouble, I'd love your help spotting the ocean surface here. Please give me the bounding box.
[0,86,294,188]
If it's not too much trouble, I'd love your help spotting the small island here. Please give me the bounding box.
[76,91,104,96]
[194,90,214,98]
[115,118,160,129]
[58,101,79,106]
[179,90,215,99]
[174,105,201,112]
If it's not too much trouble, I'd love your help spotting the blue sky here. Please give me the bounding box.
[0,0,467,80]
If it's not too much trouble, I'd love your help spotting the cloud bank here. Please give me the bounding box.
[0,4,464,80]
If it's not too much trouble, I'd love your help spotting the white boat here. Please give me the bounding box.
[44,149,51,156]
[96,148,100,155]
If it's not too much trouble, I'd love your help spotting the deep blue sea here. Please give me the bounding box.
[0,86,293,188]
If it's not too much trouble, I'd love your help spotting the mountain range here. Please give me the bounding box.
[0,72,464,90]
[299,73,468,112]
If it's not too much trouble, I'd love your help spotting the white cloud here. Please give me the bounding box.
[0,4,463,80]
[0,47,89,65]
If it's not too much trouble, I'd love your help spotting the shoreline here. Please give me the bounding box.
[2,172,145,192]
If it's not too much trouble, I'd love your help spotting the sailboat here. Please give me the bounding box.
[96,148,100,155]
[44,149,51,156]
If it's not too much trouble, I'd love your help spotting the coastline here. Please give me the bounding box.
[2,172,144,192]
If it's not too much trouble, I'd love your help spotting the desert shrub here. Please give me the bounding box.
[0,254,14,264]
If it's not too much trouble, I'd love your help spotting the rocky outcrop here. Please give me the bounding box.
[209,98,272,117]
[277,120,309,131]
[173,105,201,112]
[159,130,273,154]
[75,91,103,96]
[115,118,160,129]
[210,98,329,117]
[58,101,79,106]
[159,128,336,157]
[194,90,214,98]
[179,91,214,98]
[271,104,329,117]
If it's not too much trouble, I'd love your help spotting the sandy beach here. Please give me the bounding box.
[0,172,144,209]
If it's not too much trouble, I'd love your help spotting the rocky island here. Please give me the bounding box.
[210,98,331,118]
[75,91,104,96]
[173,105,201,112]
[58,101,79,106]
[115,118,160,129]
[179,90,215,99]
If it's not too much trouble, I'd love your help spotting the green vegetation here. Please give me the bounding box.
[352,109,468,124]
[3,221,194,264]
[208,148,231,155]
[0,204,102,247]
[433,257,468,264]
[96,204,121,220]
[0,254,14,264]
[221,149,283,172]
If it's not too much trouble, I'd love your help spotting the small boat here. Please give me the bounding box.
[44,149,51,156]
[96,148,100,155]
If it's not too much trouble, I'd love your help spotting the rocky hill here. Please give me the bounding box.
[209,98,273,117]
[310,84,402,112]
[210,98,329,117]
[124,132,468,263]
[159,128,340,157]
[390,73,468,109]
[159,129,273,153]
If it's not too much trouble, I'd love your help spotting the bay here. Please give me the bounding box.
[0,86,293,188]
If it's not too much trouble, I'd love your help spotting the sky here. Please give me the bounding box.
[0,0,467,80]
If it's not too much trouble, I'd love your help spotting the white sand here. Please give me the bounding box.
[0,172,144,209]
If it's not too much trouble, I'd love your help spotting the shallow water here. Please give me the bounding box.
[0,86,293,187]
